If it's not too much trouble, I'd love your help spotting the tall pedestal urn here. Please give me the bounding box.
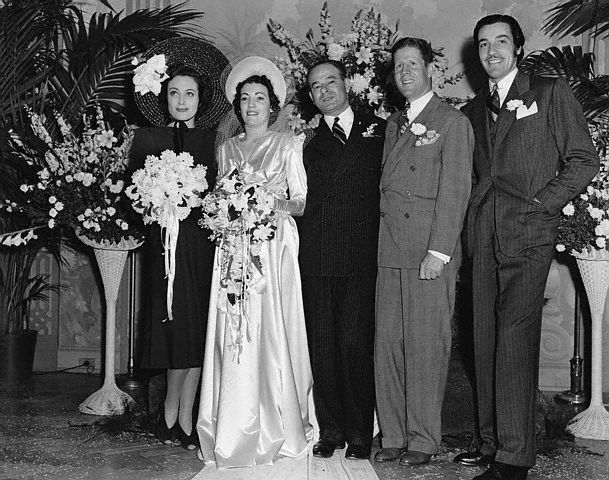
[77,234,143,416]
[569,249,609,440]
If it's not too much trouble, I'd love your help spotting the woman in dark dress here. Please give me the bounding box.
[130,38,230,450]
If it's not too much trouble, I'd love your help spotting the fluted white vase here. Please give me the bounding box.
[77,235,143,416]
[568,248,609,440]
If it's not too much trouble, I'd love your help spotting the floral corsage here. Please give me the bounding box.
[410,122,441,146]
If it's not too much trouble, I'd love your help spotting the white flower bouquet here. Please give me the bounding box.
[556,121,609,254]
[268,1,463,117]
[126,149,208,226]
[199,168,278,359]
[126,149,208,321]
[1,107,143,246]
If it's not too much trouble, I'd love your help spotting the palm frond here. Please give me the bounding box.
[520,46,609,120]
[543,0,609,38]
[48,3,206,126]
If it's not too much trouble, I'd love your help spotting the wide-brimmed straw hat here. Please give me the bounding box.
[224,56,287,107]
[133,37,230,129]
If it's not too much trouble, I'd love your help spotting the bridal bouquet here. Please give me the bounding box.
[556,121,609,255]
[126,149,208,320]
[1,107,143,246]
[199,168,278,360]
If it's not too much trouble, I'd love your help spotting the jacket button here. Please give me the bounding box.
[380,211,385,217]
[404,212,410,218]
[405,190,411,196]
[410,165,416,171]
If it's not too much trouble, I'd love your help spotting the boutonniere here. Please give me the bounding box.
[506,99,538,119]
[505,99,523,111]
[410,122,441,146]
[362,123,380,137]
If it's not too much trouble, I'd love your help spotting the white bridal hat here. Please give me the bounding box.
[224,56,287,107]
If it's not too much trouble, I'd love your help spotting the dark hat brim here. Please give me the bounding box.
[134,37,230,129]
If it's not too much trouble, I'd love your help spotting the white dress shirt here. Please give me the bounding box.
[489,67,518,107]
[324,106,355,138]
[407,90,434,123]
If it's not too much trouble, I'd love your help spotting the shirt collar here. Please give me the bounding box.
[324,106,355,136]
[489,67,518,105]
[407,90,434,122]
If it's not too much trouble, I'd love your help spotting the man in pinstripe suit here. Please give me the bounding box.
[298,60,385,461]
[453,15,598,480]
[374,37,473,467]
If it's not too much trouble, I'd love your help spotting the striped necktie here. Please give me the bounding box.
[398,102,411,136]
[487,83,500,122]
[332,117,347,145]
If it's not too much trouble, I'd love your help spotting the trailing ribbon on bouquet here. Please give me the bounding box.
[160,205,180,321]
[200,167,279,362]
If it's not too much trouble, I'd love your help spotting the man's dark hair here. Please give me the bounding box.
[306,60,347,87]
[231,74,281,126]
[391,37,434,66]
[160,65,211,122]
[473,14,525,63]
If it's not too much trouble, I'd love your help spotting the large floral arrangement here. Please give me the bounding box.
[199,168,278,361]
[126,149,208,321]
[1,107,143,246]
[556,121,609,255]
[268,2,463,116]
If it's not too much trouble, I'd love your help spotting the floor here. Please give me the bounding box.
[1,349,608,480]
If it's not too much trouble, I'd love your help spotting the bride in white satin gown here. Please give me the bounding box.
[196,56,314,468]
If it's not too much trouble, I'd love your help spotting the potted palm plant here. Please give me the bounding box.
[0,0,207,377]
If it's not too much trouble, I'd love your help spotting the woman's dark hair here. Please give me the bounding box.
[473,14,525,63]
[231,74,280,126]
[160,65,212,122]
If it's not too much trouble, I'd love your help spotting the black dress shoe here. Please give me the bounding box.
[345,444,371,460]
[155,406,177,445]
[313,439,345,458]
[398,450,432,466]
[175,424,199,450]
[453,450,496,466]
[473,462,529,480]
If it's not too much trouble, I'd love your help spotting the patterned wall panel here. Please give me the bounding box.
[126,0,171,14]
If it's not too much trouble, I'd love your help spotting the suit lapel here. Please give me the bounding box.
[469,90,492,163]
[493,71,531,152]
[383,95,439,180]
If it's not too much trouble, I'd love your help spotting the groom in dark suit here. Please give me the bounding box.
[298,60,385,460]
[453,14,598,480]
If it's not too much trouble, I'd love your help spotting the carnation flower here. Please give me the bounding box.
[556,244,566,252]
[410,123,427,136]
[109,180,124,194]
[326,43,346,61]
[562,203,575,216]
[348,73,370,95]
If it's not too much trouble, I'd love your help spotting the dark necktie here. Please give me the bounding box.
[332,117,347,145]
[398,102,411,136]
[487,83,500,123]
